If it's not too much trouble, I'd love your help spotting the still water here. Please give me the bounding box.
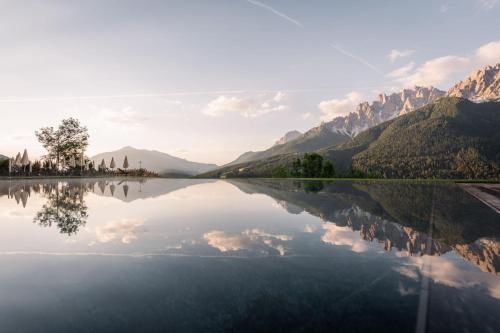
[0,178,499,333]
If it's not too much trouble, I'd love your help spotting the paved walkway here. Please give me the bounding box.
[460,184,500,214]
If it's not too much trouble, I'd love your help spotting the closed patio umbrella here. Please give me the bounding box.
[15,153,22,167]
[100,159,106,171]
[123,156,129,169]
[21,150,29,173]
[110,157,116,169]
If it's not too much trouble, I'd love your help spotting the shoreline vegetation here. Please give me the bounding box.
[1,175,498,184]
[1,118,159,179]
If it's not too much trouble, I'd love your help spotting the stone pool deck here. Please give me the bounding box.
[460,184,500,214]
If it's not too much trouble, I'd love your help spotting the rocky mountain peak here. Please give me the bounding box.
[326,86,445,136]
[447,63,500,101]
[275,130,302,145]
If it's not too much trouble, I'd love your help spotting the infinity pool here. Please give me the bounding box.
[0,178,499,332]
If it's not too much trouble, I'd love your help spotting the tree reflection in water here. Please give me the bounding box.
[33,182,89,236]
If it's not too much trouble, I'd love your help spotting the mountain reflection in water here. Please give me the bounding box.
[1,178,498,275]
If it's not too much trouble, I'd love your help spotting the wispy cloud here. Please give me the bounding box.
[0,88,330,104]
[247,0,383,75]
[330,43,384,75]
[387,49,415,63]
[477,0,498,10]
[247,0,303,27]
[96,106,149,128]
[386,62,416,79]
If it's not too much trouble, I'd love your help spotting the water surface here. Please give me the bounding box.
[0,178,499,332]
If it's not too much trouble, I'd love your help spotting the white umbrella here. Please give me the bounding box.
[21,149,29,167]
[79,153,84,168]
[47,159,52,170]
[123,156,129,169]
[29,162,33,174]
[14,153,22,167]
[8,158,12,174]
[110,157,116,169]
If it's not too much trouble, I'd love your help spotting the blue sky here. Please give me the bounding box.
[1,0,499,165]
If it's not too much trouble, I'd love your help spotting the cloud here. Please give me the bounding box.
[476,41,500,66]
[203,228,293,255]
[302,112,312,120]
[247,0,303,28]
[273,91,287,102]
[164,98,182,105]
[393,55,470,87]
[386,62,416,79]
[95,218,144,244]
[97,106,148,127]
[321,223,369,253]
[388,40,500,88]
[400,255,500,300]
[477,0,498,10]
[318,91,363,120]
[387,49,415,63]
[203,94,288,118]
[303,224,317,233]
[398,282,417,296]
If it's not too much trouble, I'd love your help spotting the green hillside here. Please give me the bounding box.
[346,97,500,178]
[200,98,500,179]
[227,124,350,166]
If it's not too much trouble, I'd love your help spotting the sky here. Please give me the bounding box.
[1,0,499,165]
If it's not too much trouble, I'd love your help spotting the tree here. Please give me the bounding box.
[321,160,335,178]
[302,153,324,178]
[454,147,497,179]
[35,118,89,165]
[291,158,302,177]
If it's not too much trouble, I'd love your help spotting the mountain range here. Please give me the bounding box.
[91,146,217,176]
[201,63,500,179]
[226,86,445,167]
[225,63,500,169]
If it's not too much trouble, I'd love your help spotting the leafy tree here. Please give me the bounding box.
[291,158,302,177]
[302,153,324,177]
[321,160,335,178]
[35,118,89,165]
[454,147,497,179]
[273,165,289,178]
